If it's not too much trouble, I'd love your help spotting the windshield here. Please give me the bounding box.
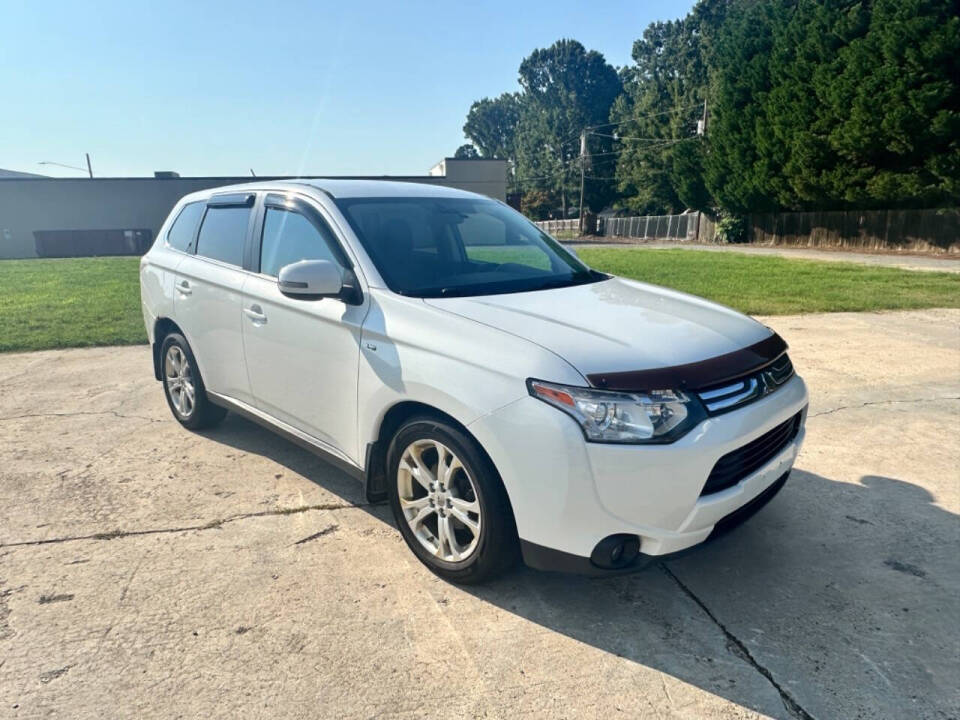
[335,196,605,298]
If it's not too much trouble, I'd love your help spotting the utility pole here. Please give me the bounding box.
[557,146,567,220]
[85,153,93,178]
[695,98,708,242]
[578,130,587,235]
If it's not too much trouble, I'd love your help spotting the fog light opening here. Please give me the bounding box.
[590,534,641,570]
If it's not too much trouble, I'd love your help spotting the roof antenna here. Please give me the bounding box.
[250,168,256,177]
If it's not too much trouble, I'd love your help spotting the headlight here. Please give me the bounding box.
[527,379,706,444]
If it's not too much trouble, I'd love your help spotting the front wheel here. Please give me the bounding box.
[387,416,518,584]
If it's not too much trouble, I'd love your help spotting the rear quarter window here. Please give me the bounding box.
[165,202,205,252]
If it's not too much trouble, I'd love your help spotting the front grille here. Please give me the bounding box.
[701,412,803,496]
[697,354,794,415]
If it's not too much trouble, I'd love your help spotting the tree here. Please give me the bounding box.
[701,0,784,213]
[463,93,523,160]
[454,143,479,159]
[520,189,557,220]
[612,1,726,214]
[755,0,856,209]
[702,0,960,212]
[515,39,622,215]
[462,0,959,218]
[817,0,960,207]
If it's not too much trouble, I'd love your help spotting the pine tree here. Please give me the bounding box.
[612,10,715,214]
[819,0,960,207]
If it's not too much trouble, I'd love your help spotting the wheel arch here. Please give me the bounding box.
[363,400,513,525]
[152,317,185,380]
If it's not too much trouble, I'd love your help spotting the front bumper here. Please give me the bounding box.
[467,374,808,575]
[519,470,792,576]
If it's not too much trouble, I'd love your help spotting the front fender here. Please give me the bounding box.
[356,289,585,493]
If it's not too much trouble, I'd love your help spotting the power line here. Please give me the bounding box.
[512,134,698,187]
[588,133,679,142]
[582,149,626,158]
[555,102,704,147]
[613,137,699,148]
[582,103,704,132]
[512,150,623,185]
[512,165,575,185]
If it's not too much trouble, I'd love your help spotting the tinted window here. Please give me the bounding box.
[336,197,601,298]
[195,206,250,266]
[260,207,340,277]
[166,202,204,252]
[459,212,552,271]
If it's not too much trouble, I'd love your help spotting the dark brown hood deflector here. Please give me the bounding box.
[586,333,788,393]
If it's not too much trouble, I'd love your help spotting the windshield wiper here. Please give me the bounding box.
[420,271,606,298]
[525,272,603,292]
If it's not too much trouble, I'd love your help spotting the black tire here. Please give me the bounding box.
[159,332,227,430]
[386,415,519,584]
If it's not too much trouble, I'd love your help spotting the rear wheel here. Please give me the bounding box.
[387,416,518,583]
[160,333,226,430]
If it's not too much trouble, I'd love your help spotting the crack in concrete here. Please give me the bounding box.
[38,593,74,604]
[809,396,960,418]
[0,410,166,424]
[659,563,815,720]
[0,502,367,549]
[39,665,72,684]
[293,524,339,546]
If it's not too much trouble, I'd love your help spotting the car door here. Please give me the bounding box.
[241,192,366,462]
[173,192,255,404]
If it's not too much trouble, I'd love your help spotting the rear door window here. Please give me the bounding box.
[195,206,250,266]
[166,202,204,252]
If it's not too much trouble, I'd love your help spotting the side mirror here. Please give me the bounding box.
[277,259,343,299]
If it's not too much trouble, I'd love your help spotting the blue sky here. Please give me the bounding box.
[1,0,695,178]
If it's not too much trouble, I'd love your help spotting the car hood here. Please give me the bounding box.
[424,277,774,379]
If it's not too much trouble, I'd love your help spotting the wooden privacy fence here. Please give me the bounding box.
[748,209,959,252]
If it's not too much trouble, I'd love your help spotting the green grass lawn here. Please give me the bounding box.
[1,250,958,353]
[578,247,960,315]
[0,257,147,353]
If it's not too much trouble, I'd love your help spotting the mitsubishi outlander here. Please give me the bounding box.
[140,180,808,583]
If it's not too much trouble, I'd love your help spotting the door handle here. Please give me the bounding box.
[244,304,267,323]
[176,280,192,296]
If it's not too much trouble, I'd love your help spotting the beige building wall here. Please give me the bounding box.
[428,158,508,200]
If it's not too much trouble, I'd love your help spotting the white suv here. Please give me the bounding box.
[140,180,808,583]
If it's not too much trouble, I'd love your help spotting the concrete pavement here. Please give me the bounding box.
[1,309,958,718]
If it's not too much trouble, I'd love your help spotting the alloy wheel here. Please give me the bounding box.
[164,345,195,418]
[396,439,482,562]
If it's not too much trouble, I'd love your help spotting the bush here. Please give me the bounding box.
[716,214,748,244]
[521,190,556,220]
